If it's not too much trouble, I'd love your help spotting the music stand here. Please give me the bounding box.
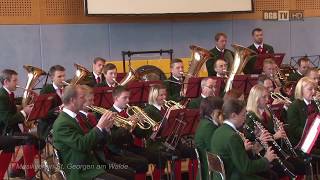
[181,109,200,136]
[245,75,259,96]
[127,81,144,105]
[93,86,114,109]
[184,77,203,98]
[28,93,56,180]
[28,93,56,121]
[254,53,285,74]
[296,114,320,154]
[228,75,248,95]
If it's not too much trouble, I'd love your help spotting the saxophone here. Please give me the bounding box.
[266,105,298,157]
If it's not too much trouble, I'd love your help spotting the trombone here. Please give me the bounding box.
[270,92,292,104]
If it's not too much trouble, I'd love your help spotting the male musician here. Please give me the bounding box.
[306,67,320,84]
[38,65,66,139]
[244,28,274,74]
[288,56,311,82]
[102,63,117,88]
[87,57,107,87]
[214,59,228,78]
[210,99,277,179]
[206,32,234,76]
[165,58,184,101]
[188,77,217,109]
[76,85,137,179]
[0,69,37,179]
[52,85,124,180]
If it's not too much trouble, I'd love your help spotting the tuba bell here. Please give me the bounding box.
[224,44,257,93]
[21,65,46,130]
[68,63,90,86]
[181,45,210,95]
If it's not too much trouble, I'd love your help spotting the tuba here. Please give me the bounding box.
[68,63,90,86]
[118,65,137,86]
[22,65,46,130]
[224,44,256,93]
[181,45,210,95]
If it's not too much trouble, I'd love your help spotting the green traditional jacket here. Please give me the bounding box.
[0,87,24,135]
[188,96,205,109]
[206,47,234,76]
[164,76,183,102]
[210,123,269,180]
[52,111,107,180]
[287,99,319,146]
[244,43,274,74]
[194,117,219,180]
[39,84,62,138]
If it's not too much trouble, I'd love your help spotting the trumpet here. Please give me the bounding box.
[86,105,137,131]
[126,104,159,131]
[270,92,292,104]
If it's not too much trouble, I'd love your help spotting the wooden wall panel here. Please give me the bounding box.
[0,0,320,24]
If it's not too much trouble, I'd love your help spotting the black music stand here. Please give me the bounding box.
[93,86,114,109]
[254,53,285,74]
[29,93,56,180]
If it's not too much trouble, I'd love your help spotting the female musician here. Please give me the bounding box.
[287,77,319,147]
[143,84,197,179]
[194,96,223,180]
[246,84,306,177]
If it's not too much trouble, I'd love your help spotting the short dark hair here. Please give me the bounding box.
[93,57,106,64]
[214,59,227,68]
[200,96,223,119]
[222,99,245,119]
[252,28,263,36]
[49,65,65,77]
[214,32,227,42]
[112,85,129,99]
[103,63,117,74]
[170,58,183,68]
[297,56,310,66]
[257,74,271,85]
[0,69,18,85]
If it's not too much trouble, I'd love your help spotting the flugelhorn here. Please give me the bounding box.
[86,105,137,131]
[126,104,159,131]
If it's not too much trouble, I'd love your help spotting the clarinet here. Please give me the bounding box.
[266,105,298,158]
[244,124,296,178]
[247,113,290,160]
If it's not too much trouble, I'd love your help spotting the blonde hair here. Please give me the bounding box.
[294,77,316,100]
[148,84,166,105]
[246,84,267,119]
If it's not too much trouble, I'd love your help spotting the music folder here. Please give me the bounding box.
[297,114,320,154]
[28,93,56,120]
[254,53,285,73]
